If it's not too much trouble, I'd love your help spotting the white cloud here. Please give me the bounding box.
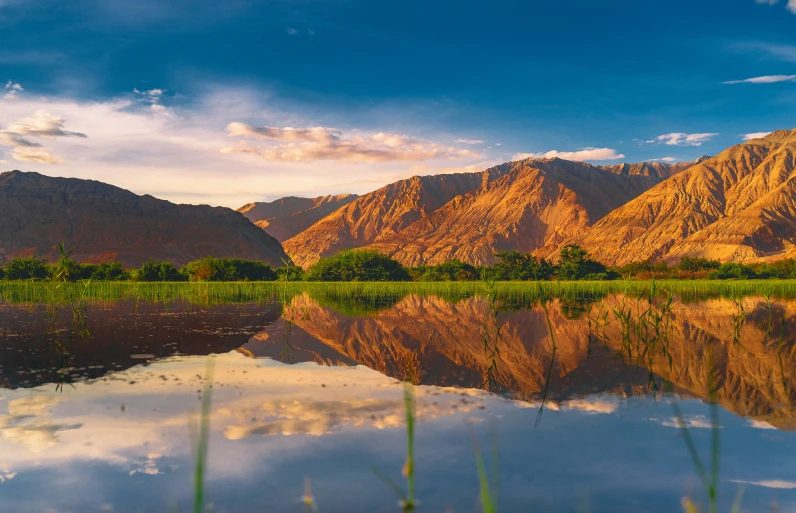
[724,75,796,84]
[512,147,625,161]
[730,479,796,489]
[742,131,772,140]
[650,133,718,147]
[660,415,716,429]
[0,110,87,164]
[223,123,482,163]
[3,81,22,100]
[0,465,15,483]
[562,396,620,414]
[0,87,490,206]
[754,0,796,12]
[287,27,298,35]
[748,419,777,429]
[454,138,483,145]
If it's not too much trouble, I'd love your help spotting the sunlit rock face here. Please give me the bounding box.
[244,293,796,429]
[0,171,288,267]
[283,158,692,267]
[237,194,358,242]
[578,129,796,264]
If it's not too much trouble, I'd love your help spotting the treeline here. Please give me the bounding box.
[0,256,294,282]
[2,248,796,282]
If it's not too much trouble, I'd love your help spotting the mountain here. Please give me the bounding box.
[282,171,506,267]
[0,170,288,267]
[367,158,688,266]
[577,129,796,265]
[283,160,701,267]
[237,194,358,242]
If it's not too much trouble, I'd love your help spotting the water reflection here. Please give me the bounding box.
[246,293,796,430]
[0,292,794,512]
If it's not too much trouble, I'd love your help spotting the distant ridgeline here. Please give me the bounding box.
[2,247,795,282]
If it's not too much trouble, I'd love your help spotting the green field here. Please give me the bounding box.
[3,279,796,306]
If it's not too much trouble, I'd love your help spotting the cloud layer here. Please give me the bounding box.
[650,133,718,147]
[0,110,87,164]
[743,131,772,140]
[723,74,796,84]
[754,0,796,13]
[222,123,481,163]
[512,147,625,162]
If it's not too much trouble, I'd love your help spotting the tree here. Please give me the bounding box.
[491,251,554,280]
[708,262,757,280]
[556,245,616,280]
[305,250,411,281]
[4,257,49,280]
[181,257,278,281]
[677,256,721,272]
[137,260,186,281]
[417,260,480,281]
[90,262,129,281]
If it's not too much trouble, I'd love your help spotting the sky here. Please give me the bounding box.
[1,0,796,207]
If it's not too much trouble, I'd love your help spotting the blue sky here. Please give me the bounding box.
[1,0,795,206]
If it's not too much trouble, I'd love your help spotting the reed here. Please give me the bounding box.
[4,279,796,308]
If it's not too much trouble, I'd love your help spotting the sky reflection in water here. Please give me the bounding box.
[1,294,795,512]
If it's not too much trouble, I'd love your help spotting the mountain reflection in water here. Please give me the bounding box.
[0,292,794,512]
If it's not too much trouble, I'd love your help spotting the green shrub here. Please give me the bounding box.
[757,259,796,279]
[181,257,278,282]
[491,251,554,281]
[708,262,758,280]
[678,256,721,272]
[415,260,480,281]
[556,245,616,281]
[305,250,411,282]
[4,257,50,280]
[137,260,187,282]
[277,265,305,281]
[90,262,130,281]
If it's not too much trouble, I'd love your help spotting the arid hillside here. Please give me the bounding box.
[284,158,696,267]
[237,194,357,242]
[578,130,796,265]
[0,171,288,267]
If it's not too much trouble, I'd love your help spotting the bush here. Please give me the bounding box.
[137,260,187,282]
[415,260,480,281]
[491,251,554,281]
[556,245,617,281]
[305,250,411,281]
[678,256,721,272]
[181,257,278,281]
[90,262,130,281]
[277,265,306,281]
[757,259,796,279]
[708,262,758,280]
[4,257,50,280]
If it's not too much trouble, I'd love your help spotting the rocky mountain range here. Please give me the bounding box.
[3,129,795,269]
[0,171,287,267]
[282,158,699,266]
[237,194,357,242]
[577,129,796,264]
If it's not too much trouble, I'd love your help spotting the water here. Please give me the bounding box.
[1,292,795,512]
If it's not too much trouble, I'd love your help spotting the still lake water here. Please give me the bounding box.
[1,292,795,512]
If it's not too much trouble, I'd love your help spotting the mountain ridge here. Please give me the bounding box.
[0,170,288,267]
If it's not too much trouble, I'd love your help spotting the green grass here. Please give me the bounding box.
[3,279,796,307]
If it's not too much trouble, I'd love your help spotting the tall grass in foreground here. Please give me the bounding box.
[4,279,796,307]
